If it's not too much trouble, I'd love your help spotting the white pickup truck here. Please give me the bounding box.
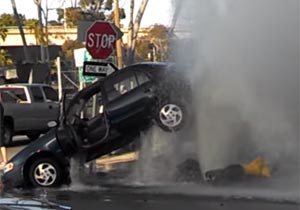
[0,84,59,145]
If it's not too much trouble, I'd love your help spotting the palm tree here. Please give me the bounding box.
[0,25,7,42]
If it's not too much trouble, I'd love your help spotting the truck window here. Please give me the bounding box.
[43,86,58,102]
[0,88,28,103]
[31,86,44,102]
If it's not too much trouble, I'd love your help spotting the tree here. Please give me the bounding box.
[126,0,149,65]
[24,18,47,45]
[136,24,173,62]
[0,49,13,66]
[0,25,12,66]
[48,20,63,26]
[61,39,84,63]
[57,0,125,26]
[0,25,7,42]
[0,13,18,26]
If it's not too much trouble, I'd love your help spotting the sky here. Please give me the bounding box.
[0,0,173,27]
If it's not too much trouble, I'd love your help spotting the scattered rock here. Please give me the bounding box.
[174,158,203,183]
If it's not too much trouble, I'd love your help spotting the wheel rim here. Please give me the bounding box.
[159,104,183,128]
[33,162,57,186]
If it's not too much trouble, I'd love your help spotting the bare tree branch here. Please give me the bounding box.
[127,0,149,64]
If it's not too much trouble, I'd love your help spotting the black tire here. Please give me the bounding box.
[155,100,187,132]
[3,124,13,146]
[28,158,63,187]
[26,133,40,141]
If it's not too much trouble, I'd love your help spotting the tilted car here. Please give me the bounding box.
[2,62,192,188]
[0,84,59,145]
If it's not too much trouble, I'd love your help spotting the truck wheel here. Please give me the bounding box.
[3,124,13,146]
[28,158,63,187]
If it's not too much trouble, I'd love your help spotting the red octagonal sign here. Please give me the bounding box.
[85,21,117,60]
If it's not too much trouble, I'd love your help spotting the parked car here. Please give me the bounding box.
[2,62,192,188]
[0,84,59,145]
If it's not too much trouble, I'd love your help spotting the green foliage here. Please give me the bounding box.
[48,20,63,26]
[149,24,169,39]
[0,13,17,26]
[69,0,126,23]
[136,24,174,62]
[58,6,109,27]
[65,7,85,27]
[61,39,84,63]
[23,18,47,45]
[0,49,13,66]
[0,25,8,42]
[58,0,126,26]
[136,38,151,60]
[0,13,26,26]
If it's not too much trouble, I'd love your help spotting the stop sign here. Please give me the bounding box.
[85,21,118,60]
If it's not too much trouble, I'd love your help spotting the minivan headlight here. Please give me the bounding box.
[4,162,14,173]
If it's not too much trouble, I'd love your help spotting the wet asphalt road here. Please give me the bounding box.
[3,165,299,210]
[4,185,299,210]
[3,137,300,210]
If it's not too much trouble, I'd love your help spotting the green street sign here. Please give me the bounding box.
[79,49,96,83]
[79,66,96,83]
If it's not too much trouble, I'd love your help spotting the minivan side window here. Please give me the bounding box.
[31,86,44,102]
[136,71,150,85]
[105,72,138,102]
[43,87,58,102]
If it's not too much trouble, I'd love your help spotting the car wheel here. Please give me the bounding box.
[28,158,62,187]
[3,124,13,146]
[155,101,186,132]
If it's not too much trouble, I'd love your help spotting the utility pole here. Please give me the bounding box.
[35,0,46,63]
[10,0,31,63]
[114,0,123,68]
[45,0,50,62]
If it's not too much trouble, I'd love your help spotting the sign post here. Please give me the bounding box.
[74,48,96,83]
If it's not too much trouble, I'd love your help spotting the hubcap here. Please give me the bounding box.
[33,162,57,186]
[159,104,183,128]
